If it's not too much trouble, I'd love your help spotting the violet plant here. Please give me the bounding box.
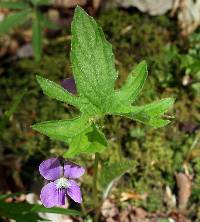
[32,6,174,220]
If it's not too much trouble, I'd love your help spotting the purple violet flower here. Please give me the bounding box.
[39,157,85,208]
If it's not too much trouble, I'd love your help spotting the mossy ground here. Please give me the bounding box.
[0,8,200,220]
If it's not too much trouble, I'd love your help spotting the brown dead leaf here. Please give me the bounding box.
[0,8,9,22]
[175,172,192,211]
[23,30,32,42]
[170,211,191,222]
[120,191,148,202]
[92,0,102,11]
[187,149,200,161]
[0,36,12,57]
[171,0,200,36]
[121,25,133,35]
[133,207,148,219]
[8,40,19,55]
[101,199,119,218]
[47,9,60,24]
[5,196,13,203]
[120,205,148,222]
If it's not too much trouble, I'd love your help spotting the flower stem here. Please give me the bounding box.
[92,152,100,221]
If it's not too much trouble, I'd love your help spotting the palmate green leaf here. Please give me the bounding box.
[32,116,90,142]
[100,160,136,192]
[36,75,81,108]
[32,11,42,61]
[33,6,174,154]
[31,204,82,216]
[64,124,107,158]
[0,1,29,9]
[0,10,29,34]
[71,6,118,115]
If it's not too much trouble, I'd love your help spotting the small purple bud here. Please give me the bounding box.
[61,77,77,95]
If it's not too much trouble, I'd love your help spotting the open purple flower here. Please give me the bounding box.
[39,157,85,208]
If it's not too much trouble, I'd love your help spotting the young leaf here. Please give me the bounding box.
[64,124,107,158]
[0,1,29,9]
[31,204,82,216]
[32,11,42,61]
[31,116,90,142]
[36,75,81,108]
[100,160,136,190]
[114,60,148,104]
[0,10,29,34]
[71,6,118,115]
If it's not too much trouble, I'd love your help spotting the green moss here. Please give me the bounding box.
[98,9,179,90]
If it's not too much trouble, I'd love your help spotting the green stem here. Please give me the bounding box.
[92,153,100,222]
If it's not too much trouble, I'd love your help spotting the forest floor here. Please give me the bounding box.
[0,6,200,222]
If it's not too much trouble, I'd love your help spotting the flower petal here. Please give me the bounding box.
[64,161,85,179]
[39,157,62,180]
[40,182,58,208]
[67,180,82,203]
[56,188,66,206]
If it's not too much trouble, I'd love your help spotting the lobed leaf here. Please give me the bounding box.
[0,10,29,34]
[36,75,81,108]
[71,6,118,115]
[33,6,175,149]
[31,116,90,142]
[64,124,107,158]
